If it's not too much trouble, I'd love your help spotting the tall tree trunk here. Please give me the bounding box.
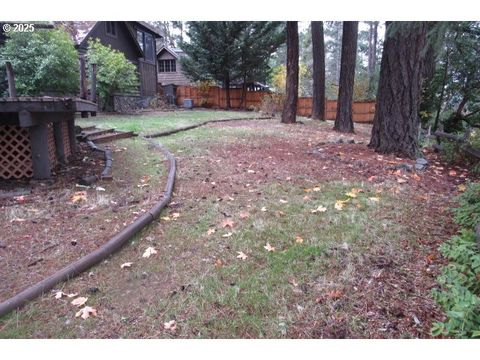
[281,21,299,124]
[334,21,358,133]
[311,21,326,120]
[367,21,378,98]
[369,22,428,159]
[225,74,231,109]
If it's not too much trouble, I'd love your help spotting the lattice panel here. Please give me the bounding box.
[47,123,56,167]
[61,121,71,157]
[0,125,33,179]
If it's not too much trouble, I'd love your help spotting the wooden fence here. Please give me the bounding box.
[175,86,376,123]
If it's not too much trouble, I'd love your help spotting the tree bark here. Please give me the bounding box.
[225,74,231,109]
[367,21,378,98]
[334,21,358,133]
[369,22,428,159]
[281,21,299,124]
[311,21,326,120]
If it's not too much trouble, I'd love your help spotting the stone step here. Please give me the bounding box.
[88,131,137,144]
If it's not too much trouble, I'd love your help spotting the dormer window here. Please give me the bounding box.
[159,59,176,72]
[106,22,116,37]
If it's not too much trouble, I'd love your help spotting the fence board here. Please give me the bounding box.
[176,86,375,123]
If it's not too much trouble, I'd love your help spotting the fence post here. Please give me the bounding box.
[90,63,97,116]
[5,61,17,98]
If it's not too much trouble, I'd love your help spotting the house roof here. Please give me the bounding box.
[56,21,97,46]
[57,21,162,47]
[157,46,184,58]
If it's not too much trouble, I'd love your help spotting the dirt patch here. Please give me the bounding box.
[0,138,169,300]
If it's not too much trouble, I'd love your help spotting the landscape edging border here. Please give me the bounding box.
[0,138,176,318]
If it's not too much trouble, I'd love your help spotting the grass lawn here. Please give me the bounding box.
[76,109,262,136]
[0,111,463,338]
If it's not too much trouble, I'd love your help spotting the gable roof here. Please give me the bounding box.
[56,21,97,46]
[157,46,185,58]
[57,21,162,48]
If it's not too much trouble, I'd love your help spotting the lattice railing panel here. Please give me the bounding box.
[0,125,33,179]
[61,121,71,157]
[47,123,56,167]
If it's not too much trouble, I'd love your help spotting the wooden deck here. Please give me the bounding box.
[0,97,97,115]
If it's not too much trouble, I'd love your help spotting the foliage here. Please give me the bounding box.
[259,93,285,117]
[196,79,216,107]
[270,63,309,96]
[422,22,480,134]
[453,182,480,228]
[432,182,480,338]
[0,29,79,96]
[180,22,284,91]
[86,39,139,110]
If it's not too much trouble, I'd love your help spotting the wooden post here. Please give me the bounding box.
[79,55,89,118]
[5,61,17,98]
[90,63,97,116]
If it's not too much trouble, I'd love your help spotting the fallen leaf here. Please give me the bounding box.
[448,170,457,176]
[222,219,235,228]
[71,191,87,203]
[264,243,275,252]
[303,195,311,201]
[222,232,233,238]
[95,187,106,192]
[10,218,26,223]
[239,211,250,219]
[369,197,380,202]
[261,207,267,212]
[75,306,97,320]
[458,184,466,192]
[171,213,180,219]
[335,200,348,210]
[312,187,321,192]
[397,178,407,184]
[311,205,327,213]
[14,195,26,204]
[164,320,177,332]
[215,259,223,268]
[345,191,358,198]
[327,290,343,300]
[143,247,157,258]
[279,199,288,204]
[247,169,255,174]
[410,173,421,181]
[71,297,88,307]
[236,251,248,260]
[54,291,78,299]
[295,236,304,244]
[368,176,377,182]
[121,262,133,269]
[207,228,216,235]
[160,216,171,221]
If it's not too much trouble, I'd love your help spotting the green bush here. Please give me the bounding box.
[0,29,79,96]
[432,182,480,338]
[86,39,139,110]
[453,182,480,229]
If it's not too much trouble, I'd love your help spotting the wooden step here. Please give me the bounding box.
[84,128,115,137]
[89,131,137,144]
[80,125,97,131]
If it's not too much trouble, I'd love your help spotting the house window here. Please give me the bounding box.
[136,30,155,63]
[159,59,176,73]
[106,22,117,37]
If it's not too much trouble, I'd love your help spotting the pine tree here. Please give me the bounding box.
[311,21,325,120]
[369,22,428,158]
[334,21,358,133]
[281,21,299,124]
[180,22,284,109]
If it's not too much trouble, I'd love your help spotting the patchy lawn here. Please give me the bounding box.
[76,109,263,136]
[0,112,473,338]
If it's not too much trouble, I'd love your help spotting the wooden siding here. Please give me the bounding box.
[139,60,157,96]
[176,86,376,123]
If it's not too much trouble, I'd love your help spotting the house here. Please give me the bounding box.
[157,46,193,87]
[58,21,162,97]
